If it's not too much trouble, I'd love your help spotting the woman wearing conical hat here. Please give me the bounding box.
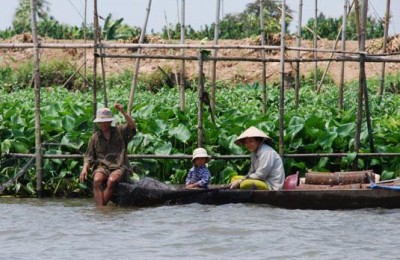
[230,126,285,190]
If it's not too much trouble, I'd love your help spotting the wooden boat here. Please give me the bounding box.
[111,171,400,210]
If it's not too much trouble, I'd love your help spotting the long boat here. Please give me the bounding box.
[111,171,400,210]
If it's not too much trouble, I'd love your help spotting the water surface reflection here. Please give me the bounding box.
[1,198,399,259]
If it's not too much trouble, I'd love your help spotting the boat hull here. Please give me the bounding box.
[111,181,400,210]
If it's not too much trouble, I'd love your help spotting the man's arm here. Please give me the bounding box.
[114,103,136,129]
[79,161,91,182]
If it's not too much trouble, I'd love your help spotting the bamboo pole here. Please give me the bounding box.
[294,0,303,109]
[353,0,375,168]
[210,0,221,115]
[197,51,205,147]
[93,1,108,108]
[92,0,99,129]
[99,46,108,107]
[353,0,362,170]
[84,0,87,89]
[339,0,349,111]
[313,0,318,91]
[0,42,377,54]
[179,0,186,112]
[378,0,391,96]
[360,0,374,154]
[316,0,355,94]
[8,152,400,160]
[62,60,88,88]
[279,7,323,43]
[98,52,400,63]
[0,157,35,194]
[128,0,152,115]
[279,0,286,156]
[30,0,43,198]
[163,11,179,87]
[259,0,267,114]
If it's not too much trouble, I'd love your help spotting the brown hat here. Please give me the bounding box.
[234,126,271,146]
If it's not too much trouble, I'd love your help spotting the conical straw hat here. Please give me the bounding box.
[234,126,271,145]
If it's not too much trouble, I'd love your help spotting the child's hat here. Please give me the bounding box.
[192,148,211,161]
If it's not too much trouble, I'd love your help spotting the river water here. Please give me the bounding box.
[1,198,399,260]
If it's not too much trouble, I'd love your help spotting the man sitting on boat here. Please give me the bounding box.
[79,103,136,207]
[230,126,285,190]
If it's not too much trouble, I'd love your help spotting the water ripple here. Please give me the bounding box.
[1,198,400,259]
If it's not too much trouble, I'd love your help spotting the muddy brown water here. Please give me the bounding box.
[1,198,399,259]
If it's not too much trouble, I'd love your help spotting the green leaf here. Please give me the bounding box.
[146,119,167,136]
[317,131,338,150]
[136,104,155,118]
[337,122,355,137]
[61,133,84,150]
[345,152,357,163]
[380,170,395,181]
[155,142,172,155]
[12,141,29,153]
[219,167,238,183]
[169,125,191,143]
[62,115,76,131]
[218,134,243,154]
[11,129,26,138]
[1,139,12,154]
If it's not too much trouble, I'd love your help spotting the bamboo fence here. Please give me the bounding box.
[1,0,399,194]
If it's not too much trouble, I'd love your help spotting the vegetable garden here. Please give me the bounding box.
[1,70,400,196]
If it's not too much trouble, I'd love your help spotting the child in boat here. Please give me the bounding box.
[230,126,285,191]
[185,148,211,189]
